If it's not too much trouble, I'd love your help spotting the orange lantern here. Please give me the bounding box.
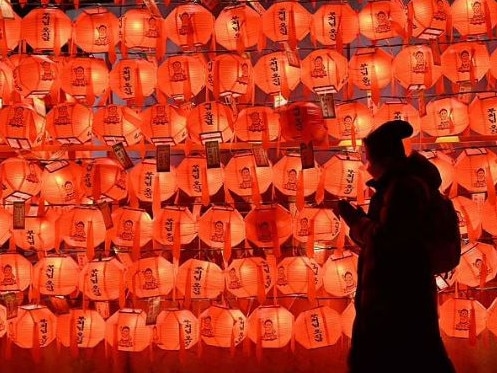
[109,58,157,103]
[293,207,341,244]
[175,258,225,300]
[0,12,21,54]
[119,9,164,53]
[453,147,497,193]
[0,208,12,246]
[0,253,32,292]
[0,60,14,104]
[490,47,497,80]
[457,241,497,287]
[372,101,421,134]
[13,215,56,252]
[141,103,187,145]
[0,157,42,202]
[214,4,261,52]
[322,251,359,297]
[225,257,274,299]
[163,3,215,51]
[440,41,490,84]
[262,1,311,48]
[341,301,356,339]
[310,3,359,47]
[244,204,293,248]
[469,93,497,135]
[322,153,368,199]
[358,0,407,41]
[439,298,487,338]
[206,53,253,100]
[11,305,57,349]
[349,47,393,94]
[418,151,455,192]
[175,154,224,199]
[224,151,273,199]
[392,45,442,91]
[272,152,321,198]
[279,102,329,145]
[40,161,83,205]
[327,101,373,141]
[73,7,119,55]
[233,106,280,143]
[276,256,323,295]
[105,308,152,352]
[93,104,143,146]
[198,206,245,249]
[187,101,234,144]
[60,206,107,249]
[157,54,207,103]
[247,305,294,348]
[126,256,174,298]
[451,0,497,37]
[155,309,199,350]
[33,255,80,296]
[129,159,178,203]
[452,196,481,240]
[153,206,198,247]
[294,306,342,348]
[79,257,126,302]
[111,207,153,249]
[12,55,58,98]
[59,57,110,104]
[486,297,497,337]
[301,49,349,95]
[199,305,247,347]
[57,309,106,348]
[0,103,45,149]
[409,0,451,39]
[81,158,128,202]
[21,8,71,54]
[46,102,93,145]
[421,97,469,137]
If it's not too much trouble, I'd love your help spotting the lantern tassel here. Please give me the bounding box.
[256,264,266,304]
[306,218,315,259]
[256,318,263,363]
[119,275,126,309]
[132,219,141,261]
[315,167,326,205]
[86,220,95,262]
[295,170,305,211]
[271,220,281,259]
[179,319,186,363]
[92,164,102,202]
[230,327,236,357]
[201,167,210,207]
[184,267,192,310]
[356,169,365,206]
[307,265,316,307]
[251,168,262,208]
[172,221,181,262]
[224,221,232,263]
[0,17,8,58]
[480,253,488,290]
[469,302,477,346]
[32,322,41,363]
[336,218,346,252]
[69,311,79,358]
[152,175,161,218]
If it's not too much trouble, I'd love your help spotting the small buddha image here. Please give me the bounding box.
[412,51,427,73]
[1,264,16,286]
[433,0,448,21]
[142,267,159,290]
[104,105,121,124]
[437,108,450,130]
[120,219,134,241]
[170,61,187,82]
[298,217,310,236]
[457,50,472,73]
[72,66,87,87]
[118,326,133,347]
[26,162,40,183]
[374,11,391,33]
[469,1,485,25]
[54,105,71,125]
[64,181,77,202]
[342,271,357,293]
[200,316,214,337]
[474,167,486,188]
[276,265,288,286]
[236,63,250,85]
[71,221,86,242]
[257,221,273,242]
[310,56,327,78]
[228,268,242,289]
[239,167,253,189]
[41,61,55,81]
[9,106,24,128]
[283,169,298,191]
[455,308,471,331]
[144,17,160,38]
[247,111,264,132]
[211,221,225,242]
[262,319,277,341]
[95,24,109,46]
[179,12,193,35]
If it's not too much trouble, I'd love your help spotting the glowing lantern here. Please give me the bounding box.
[0,305,6,338]
[440,42,490,84]
[176,154,224,199]
[0,253,32,292]
[451,0,497,37]
[79,257,126,302]
[13,216,56,252]
[418,151,455,192]
[198,206,245,249]
[439,298,487,338]
[487,297,497,337]
[129,159,178,203]
[0,60,13,104]
[409,0,451,39]
[73,7,119,54]
[469,93,497,135]
[392,45,442,91]
[293,207,341,244]
[0,12,21,54]
[105,308,152,352]
[294,306,342,348]
[327,101,373,141]
[272,153,320,198]
[0,208,11,246]
[262,1,311,48]
[141,103,187,145]
[206,53,253,100]
[244,204,293,248]
[81,158,128,202]
[253,51,301,99]
[33,255,80,296]
[279,102,329,145]
[421,97,469,137]
[301,49,349,95]
[453,147,497,193]
[175,258,225,300]
[40,161,83,205]
[310,3,359,47]
[247,305,294,348]
[322,153,368,199]
[199,306,247,347]
[163,3,215,51]
[341,301,356,339]
[186,101,234,144]
[93,104,143,146]
[234,106,280,143]
[349,47,393,93]
[358,0,407,41]
[224,151,273,199]
[21,8,71,54]
[46,102,93,145]
[12,55,58,98]
[155,309,199,350]
[111,207,153,249]
[60,206,107,249]
[119,9,164,52]
[457,241,497,287]
[276,256,323,295]
[0,103,45,149]
[372,101,421,134]
[126,256,174,298]
[11,305,57,349]
[57,309,106,348]
[153,206,198,247]
[490,48,497,79]
[450,196,482,241]
[225,257,273,299]
[322,251,359,297]
[109,58,157,102]
[157,54,207,103]
[214,4,261,52]
[0,157,42,202]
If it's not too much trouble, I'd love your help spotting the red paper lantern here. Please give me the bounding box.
[409,0,451,39]
[279,102,329,145]
[0,157,42,202]
[175,258,225,300]
[421,97,469,137]
[155,309,199,350]
[490,47,497,79]
[0,60,14,104]
[293,207,341,244]
[0,12,21,54]
[199,305,247,347]
[73,7,119,54]
[272,153,321,197]
[13,215,56,252]
[451,0,497,37]
[93,104,143,146]
[129,159,178,203]
[233,106,280,143]
[57,309,106,348]
[153,206,198,246]
[457,241,497,287]
[452,195,482,240]
[294,306,342,348]
[453,147,497,193]
[140,103,187,145]
[40,161,83,205]
[244,204,293,248]
[349,47,393,92]
[0,103,45,149]
[186,101,234,144]
[60,206,107,249]
[111,207,153,249]
[468,93,497,135]
[12,55,58,98]
[372,101,421,134]
[119,9,164,52]
[33,255,80,296]
[247,305,294,348]
[301,49,349,95]
[206,53,253,100]
[79,257,126,302]
[11,305,57,349]
[81,158,128,202]
[126,256,174,298]
[418,151,455,192]
[46,102,93,145]
[322,250,359,297]
[225,257,274,299]
[198,206,245,249]
[439,297,487,338]
[276,256,323,295]
[341,301,355,339]
[109,58,157,102]
[322,153,368,199]
[175,154,224,199]
[358,0,407,41]
[214,4,261,52]
[440,41,490,84]
[327,101,373,141]
[0,253,32,292]
[105,308,152,352]
[310,3,359,46]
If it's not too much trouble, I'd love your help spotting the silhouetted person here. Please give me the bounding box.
[338,120,455,373]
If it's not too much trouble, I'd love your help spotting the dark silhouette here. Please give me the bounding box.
[338,120,456,373]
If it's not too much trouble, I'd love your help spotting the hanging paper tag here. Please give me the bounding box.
[156,145,171,172]
[300,142,315,169]
[97,201,114,229]
[252,144,270,167]
[146,296,162,325]
[76,252,89,269]
[285,48,301,68]
[205,140,221,169]
[319,93,336,118]
[1,292,19,319]
[273,93,288,108]
[112,142,134,170]
[12,201,25,229]
[0,1,15,19]
[248,0,265,15]
[458,81,473,104]
[95,301,110,319]
[141,0,162,17]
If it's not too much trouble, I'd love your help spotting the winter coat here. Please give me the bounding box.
[347,152,455,373]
